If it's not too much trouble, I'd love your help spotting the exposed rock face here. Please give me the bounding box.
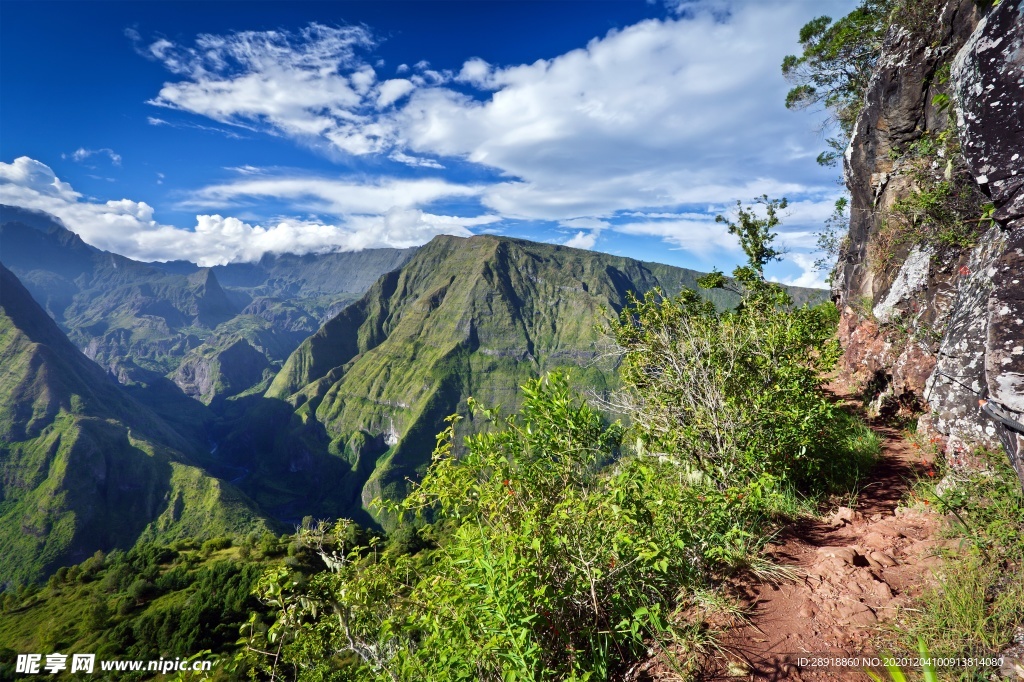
[173,338,271,404]
[952,2,1024,229]
[834,0,1024,485]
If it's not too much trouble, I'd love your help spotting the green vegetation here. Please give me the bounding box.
[611,197,855,491]
[0,264,270,585]
[870,128,988,276]
[814,197,850,279]
[892,450,1024,678]
[234,201,878,680]
[0,535,309,680]
[781,0,891,165]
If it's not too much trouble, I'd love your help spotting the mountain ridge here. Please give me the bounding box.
[0,204,418,402]
[253,233,827,527]
[0,263,273,584]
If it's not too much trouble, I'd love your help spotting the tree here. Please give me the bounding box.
[814,196,850,279]
[781,1,891,166]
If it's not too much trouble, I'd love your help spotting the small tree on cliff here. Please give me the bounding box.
[781,0,891,166]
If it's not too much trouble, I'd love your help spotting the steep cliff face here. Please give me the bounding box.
[834,0,1024,485]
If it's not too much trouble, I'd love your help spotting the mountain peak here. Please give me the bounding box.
[0,204,69,234]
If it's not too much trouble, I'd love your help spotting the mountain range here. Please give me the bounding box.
[0,204,826,579]
[0,262,272,584]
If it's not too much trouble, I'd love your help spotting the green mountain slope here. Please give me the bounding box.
[260,235,826,527]
[0,264,272,584]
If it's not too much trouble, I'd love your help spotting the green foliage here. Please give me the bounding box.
[239,376,785,680]
[871,129,988,275]
[0,539,275,677]
[782,1,892,165]
[611,198,847,491]
[714,195,787,277]
[896,451,1024,667]
[814,197,850,279]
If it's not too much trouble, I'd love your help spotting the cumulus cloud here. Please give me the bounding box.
[613,216,741,256]
[0,157,495,266]
[559,217,609,250]
[182,174,482,215]
[396,5,843,223]
[140,6,837,211]
[377,78,415,107]
[770,252,828,289]
[146,23,399,154]
[120,3,851,274]
[564,231,598,250]
[0,157,80,200]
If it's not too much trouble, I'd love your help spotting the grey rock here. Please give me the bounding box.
[952,0,1024,227]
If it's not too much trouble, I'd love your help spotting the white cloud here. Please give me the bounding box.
[122,3,853,270]
[559,217,610,230]
[770,252,828,289]
[389,151,444,169]
[0,156,80,200]
[564,231,598,250]
[182,174,481,216]
[456,58,494,88]
[140,5,841,225]
[71,147,122,166]
[0,157,495,266]
[394,5,845,222]
[146,24,398,155]
[377,78,415,107]
[559,217,609,250]
[613,216,741,256]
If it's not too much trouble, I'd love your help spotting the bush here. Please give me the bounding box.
[127,579,157,604]
[241,375,799,680]
[200,536,233,557]
[609,197,845,492]
[871,128,989,277]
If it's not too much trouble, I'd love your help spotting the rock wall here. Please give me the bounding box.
[834,0,1024,487]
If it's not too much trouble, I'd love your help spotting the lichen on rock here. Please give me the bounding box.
[833,0,1024,486]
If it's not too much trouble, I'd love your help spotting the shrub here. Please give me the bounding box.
[608,197,845,492]
[241,375,819,680]
[127,579,157,604]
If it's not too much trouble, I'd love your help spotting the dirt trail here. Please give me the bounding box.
[708,412,945,681]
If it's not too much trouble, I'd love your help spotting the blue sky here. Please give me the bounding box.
[0,0,854,286]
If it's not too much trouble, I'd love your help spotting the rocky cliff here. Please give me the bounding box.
[834,0,1024,487]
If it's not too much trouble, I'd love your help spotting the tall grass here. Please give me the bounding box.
[894,450,1024,680]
